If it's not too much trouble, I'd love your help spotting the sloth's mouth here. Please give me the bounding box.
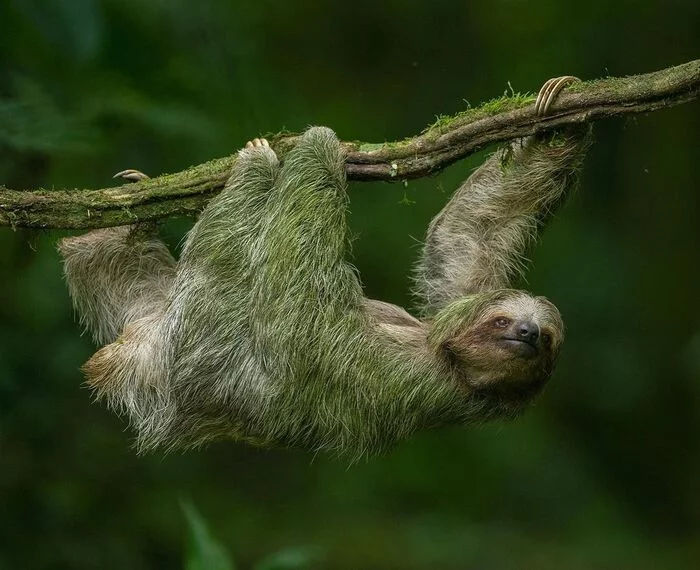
[499,337,539,358]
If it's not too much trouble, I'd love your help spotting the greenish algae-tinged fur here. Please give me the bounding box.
[58,124,587,459]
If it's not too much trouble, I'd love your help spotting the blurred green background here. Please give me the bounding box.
[1,1,699,569]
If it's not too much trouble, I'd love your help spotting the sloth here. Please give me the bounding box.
[59,77,590,458]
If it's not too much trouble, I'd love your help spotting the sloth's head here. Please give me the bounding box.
[429,289,564,405]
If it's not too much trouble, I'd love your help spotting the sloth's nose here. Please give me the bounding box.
[515,320,539,343]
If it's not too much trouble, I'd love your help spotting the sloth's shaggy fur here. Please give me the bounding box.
[59,125,589,458]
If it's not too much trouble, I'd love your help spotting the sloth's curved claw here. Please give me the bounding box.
[113,169,150,182]
[534,76,579,116]
[244,137,270,150]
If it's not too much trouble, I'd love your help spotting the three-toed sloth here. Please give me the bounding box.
[60,79,590,458]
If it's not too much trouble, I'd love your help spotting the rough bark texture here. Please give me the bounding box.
[1,59,698,230]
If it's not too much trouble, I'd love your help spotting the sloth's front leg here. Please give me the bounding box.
[415,75,591,310]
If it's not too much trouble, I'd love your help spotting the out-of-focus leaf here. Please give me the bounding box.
[253,546,324,570]
[181,500,235,570]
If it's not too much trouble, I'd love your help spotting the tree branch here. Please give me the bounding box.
[2,59,698,230]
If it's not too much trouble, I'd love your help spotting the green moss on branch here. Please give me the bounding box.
[1,59,698,229]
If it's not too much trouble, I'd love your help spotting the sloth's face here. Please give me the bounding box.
[443,291,564,402]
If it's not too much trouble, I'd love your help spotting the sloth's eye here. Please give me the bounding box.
[542,333,552,345]
[494,317,510,328]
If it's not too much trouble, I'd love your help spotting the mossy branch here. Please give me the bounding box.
[2,59,698,230]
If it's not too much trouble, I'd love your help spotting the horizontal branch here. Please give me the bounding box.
[2,59,698,229]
